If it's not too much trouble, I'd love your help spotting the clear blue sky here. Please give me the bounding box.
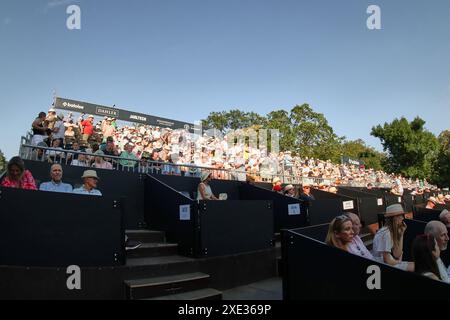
[1,0,449,159]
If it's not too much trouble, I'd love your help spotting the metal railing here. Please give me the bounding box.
[19,143,435,190]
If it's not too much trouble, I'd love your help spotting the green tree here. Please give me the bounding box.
[290,104,343,162]
[340,139,386,171]
[371,117,439,179]
[202,110,267,133]
[266,110,295,152]
[433,130,450,187]
[0,149,6,172]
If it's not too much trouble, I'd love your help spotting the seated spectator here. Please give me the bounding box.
[283,185,296,197]
[272,177,282,192]
[46,139,66,163]
[412,234,443,281]
[424,221,450,282]
[73,170,102,196]
[425,197,437,210]
[138,152,151,174]
[437,194,446,205]
[32,142,48,161]
[39,164,73,193]
[372,204,414,271]
[71,153,89,167]
[119,143,138,169]
[325,215,354,252]
[92,151,113,170]
[197,172,219,200]
[345,212,374,260]
[439,209,450,228]
[299,184,316,202]
[328,186,338,194]
[1,157,37,190]
[162,153,181,176]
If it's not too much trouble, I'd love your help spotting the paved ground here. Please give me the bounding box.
[222,277,282,300]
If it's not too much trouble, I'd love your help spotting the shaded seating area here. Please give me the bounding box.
[145,174,274,258]
[282,223,450,299]
[23,160,146,229]
[0,187,125,267]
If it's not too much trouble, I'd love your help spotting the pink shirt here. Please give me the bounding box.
[93,161,113,170]
[1,170,37,190]
[347,235,373,260]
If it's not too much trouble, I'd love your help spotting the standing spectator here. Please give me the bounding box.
[52,113,66,145]
[73,170,102,196]
[372,204,413,271]
[64,124,76,145]
[46,108,57,130]
[1,157,37,190]
[102,118,116,143]
[39,164,73,193]
[412,234,443,281]
[31,112,50,146]
[81,115,95,143]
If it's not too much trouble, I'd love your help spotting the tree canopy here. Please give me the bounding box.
[371,117,439,179]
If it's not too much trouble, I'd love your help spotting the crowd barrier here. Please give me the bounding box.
[0,187,125,267]
[145,174,274,257]
[282,225,450,299]
[23,160,145,229]
[337,187,384,226]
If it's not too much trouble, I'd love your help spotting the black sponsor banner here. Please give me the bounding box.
[54,97,195,132]
[341,156,364,167]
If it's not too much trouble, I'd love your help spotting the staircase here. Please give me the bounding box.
[124,230,222,300]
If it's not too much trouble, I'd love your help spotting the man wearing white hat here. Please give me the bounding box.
[73,170,102,196]
[46,108,57,130]
[51,113,66,145]
[425,197,438,210]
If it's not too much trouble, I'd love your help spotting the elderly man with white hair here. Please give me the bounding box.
[424,220,450,282]
[440,209,450,228]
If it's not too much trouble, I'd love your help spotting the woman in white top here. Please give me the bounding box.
[197,172,219,201]
[372,204,414,271]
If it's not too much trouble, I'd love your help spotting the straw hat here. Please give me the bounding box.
[427,197,437,204]
[384,204,405,217]
[201,172,212,182]
[81,170,100,180]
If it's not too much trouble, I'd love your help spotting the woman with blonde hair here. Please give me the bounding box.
[325,215,355,252]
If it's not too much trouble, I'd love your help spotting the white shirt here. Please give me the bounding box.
[53,121,66,140]
[437,258,450,283]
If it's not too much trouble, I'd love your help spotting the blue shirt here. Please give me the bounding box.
[73,186,103,197]
[39,181,73,193]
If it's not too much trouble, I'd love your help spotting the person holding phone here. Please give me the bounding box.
[372,204,414,271]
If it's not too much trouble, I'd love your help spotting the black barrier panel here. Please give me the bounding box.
[337,187,383,226]
[282,229,450,299]
[144,175,196,256]
[254,182,273,191]
[413,205,442,223]
[238,183,306,232]
[385,194,404,208]
[308,200,346,226]
[151,173,243,200]
[198,200,274,256]
[311,189,357,214]
[0,187,124,267]
[24,160,145,229]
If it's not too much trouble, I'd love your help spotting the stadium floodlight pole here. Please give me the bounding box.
[52,89,57,107]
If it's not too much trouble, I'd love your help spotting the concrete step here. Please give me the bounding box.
[145,288,223,300]
[125,272,210,300]
[126,230,165,243]
[126,243,178,259]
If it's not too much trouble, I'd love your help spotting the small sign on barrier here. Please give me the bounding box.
[377,198,383,206]
[179,205,191,221]
[288,203,301,216]
[343,201,354,210]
